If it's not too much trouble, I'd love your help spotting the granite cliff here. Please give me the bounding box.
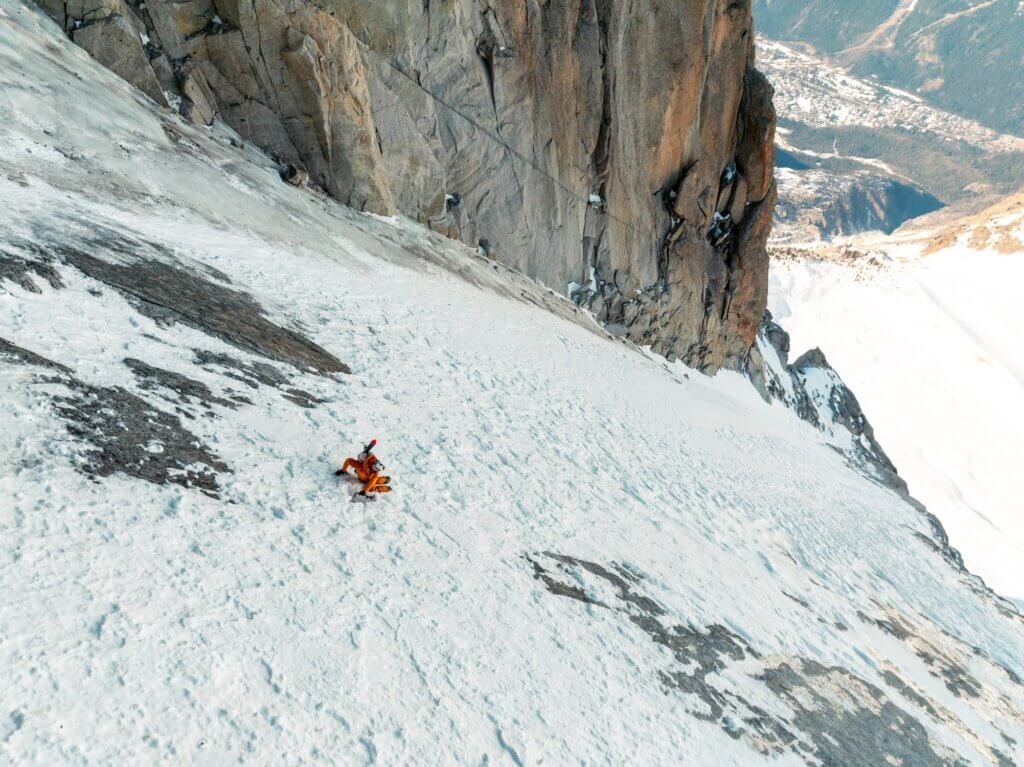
[35,0,777,372]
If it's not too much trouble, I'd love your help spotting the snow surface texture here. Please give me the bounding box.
[770,224,1024,610]
[2,3,1024,764]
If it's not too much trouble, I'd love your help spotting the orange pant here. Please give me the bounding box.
[363,473,391,494]
[341,458,391,494]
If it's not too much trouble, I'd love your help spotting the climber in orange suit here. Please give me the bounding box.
[336,439,391,497]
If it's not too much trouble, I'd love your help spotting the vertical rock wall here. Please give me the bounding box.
[35,0,776,373]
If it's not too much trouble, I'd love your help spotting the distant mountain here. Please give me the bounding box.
[758,39,1024,241]
[773,162,942,241]
[753,0,1024,137]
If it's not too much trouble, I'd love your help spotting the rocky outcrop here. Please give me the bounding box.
[749,309,1017,614]
[751,311,900,487]
[192,1,396,212]
[529,552,1015,766]
[33,0,777,373]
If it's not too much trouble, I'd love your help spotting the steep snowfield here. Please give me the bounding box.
[3,4,1024,764]
[770,208,1024,609]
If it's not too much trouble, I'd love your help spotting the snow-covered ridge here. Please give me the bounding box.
[770,194,1024,610]
[920,191,1024,255]
[3,3,1024,764]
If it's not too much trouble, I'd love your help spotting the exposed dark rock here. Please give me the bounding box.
[758,660,952,767]
[791,347,829,370]
[881,669,943,721]
[920,651,983,700]
[858,608,1023,706]
[0,251,65,293]
[50,376,228,496]
[17,223,348,375]
[753,319,901,487]
[761,311,790,358]
[543,553,665,617]
[857,610,913,641]
[0,337,71,373]
[992,749,1016,767]
[124,357,241,412]
[65,249,346,374]
[526,556,602,607]
[530,552,962,764]
[783,591,811,610]
[193,349,322,408]
[1,338,227,495]
[653,621,753,722]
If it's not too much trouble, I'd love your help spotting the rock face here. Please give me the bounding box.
[44,0,169,107]
[34,0,777,373]
[751,311,901,488]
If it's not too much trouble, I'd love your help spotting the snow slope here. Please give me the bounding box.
[770,206,1024,609]
[3,3,1024,764]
